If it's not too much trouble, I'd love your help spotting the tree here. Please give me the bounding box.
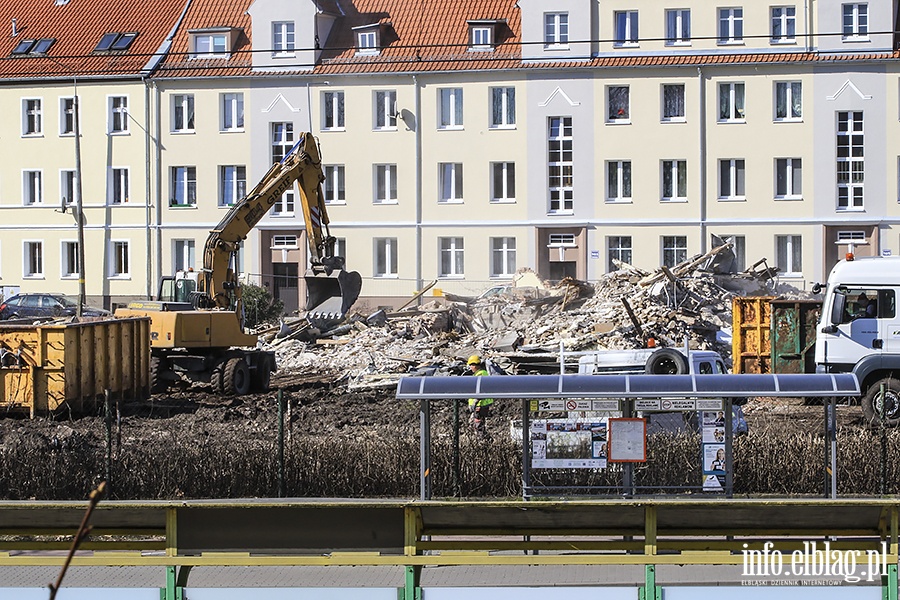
[241,283,284,329]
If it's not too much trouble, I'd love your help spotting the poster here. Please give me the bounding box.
[530,418,608,469]
[608,418,646,462]
[701,410,727,491]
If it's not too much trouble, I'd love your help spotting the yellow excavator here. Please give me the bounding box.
[116,133,361,395]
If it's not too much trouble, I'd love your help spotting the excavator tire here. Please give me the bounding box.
[223,357,251,396]
[252,357,272,393]
[149,356,168,395]
[210,359,227,395]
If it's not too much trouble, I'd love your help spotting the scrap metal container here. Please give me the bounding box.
[0,317,150,416]
[732,297,772,374]
[731,297,821,374]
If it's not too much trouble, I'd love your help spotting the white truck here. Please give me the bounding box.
[814,255,900,425]
[577,347,727,376]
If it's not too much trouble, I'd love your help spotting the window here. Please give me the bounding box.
[718,8,744,43]
[23,170,42,205]
[719,159,746,199]
[470,25,493,49]
[171,166,197,207]
[219,165,246,206]
[23,98,41,135]
[662,236,687,268]
[843,3,868,40]
[662,160,688,201]
[491,162,516,203]
[666,9,691,45]
[775,158,802,199]
[607,161,632,202]
[272,235,298,248]
[271,122,294,163]
[323,165,345,204]
[439,163,463,203]
[771,6,796,43]
[356,27,379,54]
[60,97,76,135]
[776,235,802,276]
[109,96,128,133]
[438,88,463,129]
[94,32,136,52]
[221,93,244,131]
[110,241,129,277]
[110,168,129,204]
[713,234,746,271]
[374,90,397,129]
[272,21,295,56]
[775,82,802,120]
[544,13,569,47]
[62,241,79,278]
[608,86,630,122]
[614,11,639,46]
[174,240,195,272]
[192,32,228,58]
[272,189,294,216]
[13,38,54,55]
[24,242,43,277]
[719,82,745,121]
[374,238,398,277]
[662,84,685,121]
[491,237,516,277]
[172,94,195,132]
[837,111,864,210]
[375,164,398,204]
[548,117,574,213]
[439,237,465,278]
[60,170,76,206]
[490,87,516,128]
[608,236,632,272]
[323,91,345,130]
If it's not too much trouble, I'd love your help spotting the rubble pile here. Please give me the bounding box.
[262,242,803,389]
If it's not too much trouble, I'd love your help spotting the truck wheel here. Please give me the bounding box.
[210,359,226,395]
[862,378,900,427]
[223,357,251,396]
[252,358,272,393]
[645,348,688,375]
[149,356,168,395]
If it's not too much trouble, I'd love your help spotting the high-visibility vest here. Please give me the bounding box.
[468,368,494,408]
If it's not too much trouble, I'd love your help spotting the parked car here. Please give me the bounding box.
[0,293,110,320]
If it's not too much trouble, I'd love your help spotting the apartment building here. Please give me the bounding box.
[1,0,898,312]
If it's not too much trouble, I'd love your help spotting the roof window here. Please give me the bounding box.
[467,20,502,50]
[10,38,55,56]
[189,28,238,59]
[353,23,382,55]
[94,32,137,52]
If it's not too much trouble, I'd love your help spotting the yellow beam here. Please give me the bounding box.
[645,506,657,556]
[166,506,177,558]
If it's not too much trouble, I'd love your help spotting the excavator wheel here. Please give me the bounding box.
[149,356,168,395]
[223,357,251,396]
[252,358,273,393]
[210,359,227,395]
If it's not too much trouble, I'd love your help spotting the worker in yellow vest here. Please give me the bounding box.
[466,355,494,435]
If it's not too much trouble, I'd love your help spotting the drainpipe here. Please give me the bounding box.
[154,81,163,295]
[145,79,153,299]
[413,75,422,304]
[698,66,707,254]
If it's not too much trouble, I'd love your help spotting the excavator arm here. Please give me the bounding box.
[199,132,361,323]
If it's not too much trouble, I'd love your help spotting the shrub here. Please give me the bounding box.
[241,283,284,329]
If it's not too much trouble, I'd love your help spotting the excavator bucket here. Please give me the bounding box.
[304,269,363,325]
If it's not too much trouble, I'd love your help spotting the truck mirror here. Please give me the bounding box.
[830,293,846,325]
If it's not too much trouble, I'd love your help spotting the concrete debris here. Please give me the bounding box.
[266,253,816,390]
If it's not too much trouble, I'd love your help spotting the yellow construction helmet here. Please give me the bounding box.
[467,355,482,366]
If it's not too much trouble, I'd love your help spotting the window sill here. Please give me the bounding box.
[23,276,45,280]
[770,39,797,45]
[665,41,692,47]
[774,118,803,123]
[488,124,517,131]
[437,126,465,131]
[438,200,464,205]
[717,40,745,46]
[108,131,130,136]
[661,117,686,123]
[21,133,44,139]
[661,198,688,203]
[374,274,399,279]
[219,128,245,133]
[775,195,803,201]
[60,132,76,137]
[438,275,465,280]
[543,44,570,51]
[842,37,870,43]
[547,210,574,216]
[169,204,197,209]
[613,42,640,48]
[108,275,132,280]
[321,127,346,132]
[717,119,746,124]
[606,119,631,125]
[171,130,195,135]
[374,200,399,206]
[373,127,398,132]
[606,199,633,204]
[325,200,347,206]
[779,274,803,279]
[836,207,865,212]
[270,213,296,218]
[490,198,517,204]
[718,197,747,202]
[272,52,297,58]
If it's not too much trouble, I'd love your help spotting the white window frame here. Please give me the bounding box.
[109,240,130,278]
[662,160,688,202]
[548,116,574,214]
[607,86,630,123]
[110,167,129,204]
[272,21,295,57]
[606,160,632,203]
[490,87,516,129]
[718,82,746,122]
[172,94,195,133]
[219,165,246,207]
[271,190,294,216]
[775,158,802,200]
[170,166,197,207]
[490,237,516,278]
[108,95,128,134]
[837,111,864,211]
[374,164,398,204]
[323,165,346,204]
[775,81,802,121]
[374,238,398,278]
[24,241,43,278]
[221,93,244,131]
[470,26,493,49]
[438,237,465,278]
[776,235,802,277]
[271,122,294,163]
[718,7,744,44]
[173,239,196,272]
[192,33,228,59]
[272,235,299,249]
[22,98,42,136]
[61,240,79,279]
[374,90,397,130]
[842,3,868,40]
[544,12,569,48]
[438,163,463,203]
[358,30,378,53]
[662,84,686,122]
[491,162,516,203]
[719,159,746,200]
[323,91,345,130]
[608,236,633,272]
[60,169,76,207]
[662,235,688,268]
[665,9,691,46]
[438,88,463,130]
[59,96,75,135]
[771,6,797,44]
[614,10,639,47]
[23,170,42,205]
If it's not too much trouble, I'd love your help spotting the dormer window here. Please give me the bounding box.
[190,28,238,59]
[353,24,381,55]
[94,32,137,52]
[11,38,56,56]
[468,20,502,51]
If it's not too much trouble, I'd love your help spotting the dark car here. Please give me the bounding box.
[0,293,110,320]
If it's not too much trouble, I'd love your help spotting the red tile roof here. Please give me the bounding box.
[0,0,191,81]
